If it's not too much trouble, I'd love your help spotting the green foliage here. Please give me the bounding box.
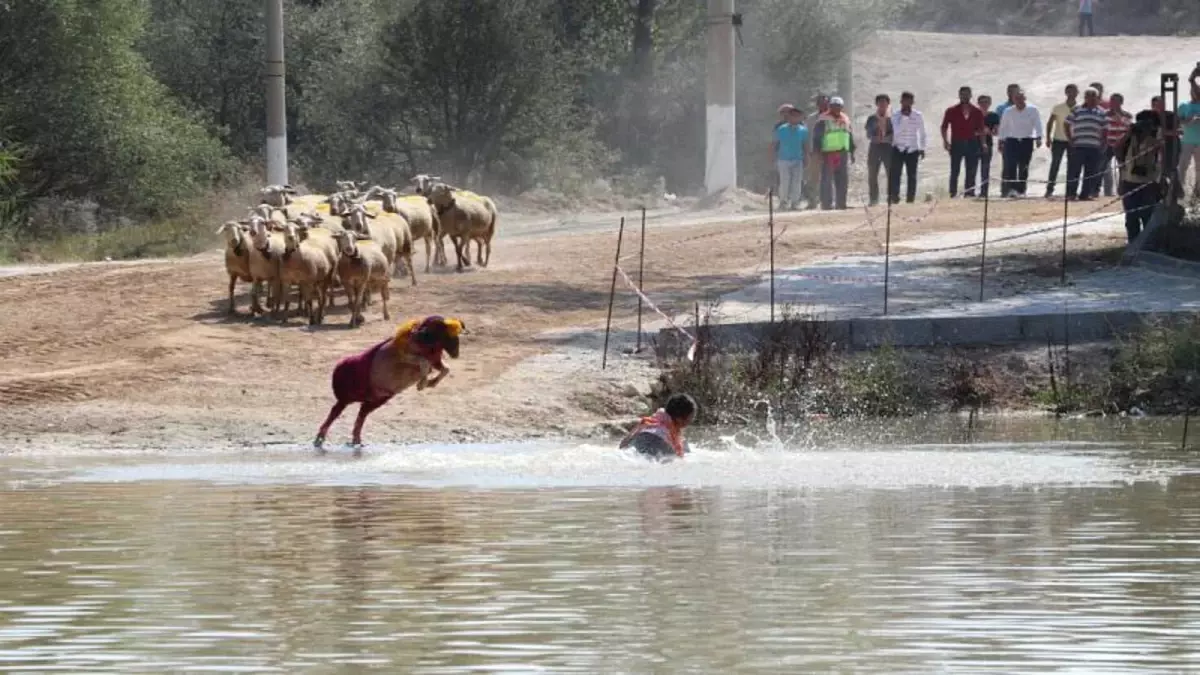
[0,0,235,226]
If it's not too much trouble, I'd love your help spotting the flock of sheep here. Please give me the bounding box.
[217,175,498,326]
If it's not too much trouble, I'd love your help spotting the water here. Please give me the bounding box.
[2,420,1200,672]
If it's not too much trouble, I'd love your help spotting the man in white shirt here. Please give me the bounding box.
[998,90,1043,197]
[889,91,927,204]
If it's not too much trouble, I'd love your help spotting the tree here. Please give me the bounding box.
[378,0,580,190]
[0,0,233,222]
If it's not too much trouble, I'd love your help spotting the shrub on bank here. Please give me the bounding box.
[654,308,1200,423]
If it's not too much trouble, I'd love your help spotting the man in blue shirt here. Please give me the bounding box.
[1078,0,1095,37]
[1177,68,1200,199]
[772,105,809,211]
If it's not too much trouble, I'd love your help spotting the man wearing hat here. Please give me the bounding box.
[804,94,830,209]
[812,95,856,210]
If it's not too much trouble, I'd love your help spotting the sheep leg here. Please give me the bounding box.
[405,251,417,287]
[315,400,348,451]
[452,236,467,272]
[347,281,363,326]
[250,281,263,315]
[435,235,448,267]
[475,239,484,266]
[227,275,238,315]
[273,279,286,320]
[350,399,387,448]
[314,281,327,325]
[379,280,391,321]
[423,236,432,273]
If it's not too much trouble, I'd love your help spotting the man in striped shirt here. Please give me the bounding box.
[889,91,927,204]
[1103,93,1133,198]
[1065,88,1108,201]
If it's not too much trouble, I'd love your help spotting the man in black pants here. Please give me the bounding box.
[977,95,1000,197]
[889,91,927,204]
[1044,84,1078,197]
[998,89,1043,197]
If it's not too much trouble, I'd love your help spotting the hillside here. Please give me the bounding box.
[898,0,1200,36]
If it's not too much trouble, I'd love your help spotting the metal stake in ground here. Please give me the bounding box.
[883,198,893,315]
[601,217,626,370]
[635,207,647,352]
[979,185,990,302]
[769,189,776,324]
[1060,192,1069,285]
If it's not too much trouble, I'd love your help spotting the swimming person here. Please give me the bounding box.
[619,393,698,461]
[314,315,466,451]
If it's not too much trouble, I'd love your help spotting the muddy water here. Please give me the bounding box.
[2,422,1200,672]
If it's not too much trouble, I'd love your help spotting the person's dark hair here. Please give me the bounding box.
[959,86,972,94]
[664,393,697,422]
[875,93,890,104]
[900,91,914,102]
[1111,93,1124,104]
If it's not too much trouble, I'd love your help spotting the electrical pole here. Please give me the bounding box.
[705,0,737,195]
[837,59,853,122]
[265,0,288,186]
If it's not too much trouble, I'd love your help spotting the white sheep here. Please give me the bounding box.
[246,216,286,316]
[364,185,442,272]
[259,184,296,209]
[331,229,392,326]
[276,221,336,325]
[217,220,253,315]
[426,182,498,271]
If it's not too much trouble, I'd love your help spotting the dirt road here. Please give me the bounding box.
[0,195,1113,453]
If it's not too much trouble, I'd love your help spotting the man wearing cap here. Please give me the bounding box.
[771,104,809,211]
[812,95,856,210]
[804,94,830,209]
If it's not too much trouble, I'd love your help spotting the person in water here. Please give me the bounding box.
[314,315,466,451]
[619,393,698,461]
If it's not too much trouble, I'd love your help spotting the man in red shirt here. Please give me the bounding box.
[1102,93,1133,198]
[941,85,986,198]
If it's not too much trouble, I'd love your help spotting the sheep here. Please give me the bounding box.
[288,216,343,307]
[259,184,296,208]
[331,229,392,326]
[409,174,442,197]
[276,221,336,325]
[246,215,286,316]
[217,220,254,315]
[335,180,367,198]
[342,202,399,272]
[426,182,498,271]
[364,185,442,272]
[412,176,495,265]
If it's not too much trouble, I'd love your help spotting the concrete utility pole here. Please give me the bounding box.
[265,0,288,186]
[705,0,737,195]
[837,59,853,121]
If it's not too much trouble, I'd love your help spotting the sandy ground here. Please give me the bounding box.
[1,30,1189,453]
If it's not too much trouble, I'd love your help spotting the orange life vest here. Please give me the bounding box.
[633,409,686,457]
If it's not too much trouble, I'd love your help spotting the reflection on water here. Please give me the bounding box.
[0,439,1199,671]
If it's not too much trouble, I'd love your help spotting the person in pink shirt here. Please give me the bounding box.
[1102,93,1133,198]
